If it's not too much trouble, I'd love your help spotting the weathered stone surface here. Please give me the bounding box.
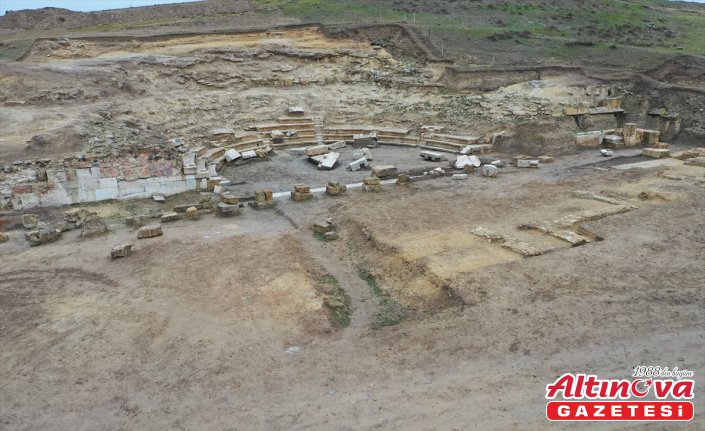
[672,148,705,160]
[224,149,241,162]
[420,150,446,161]
[537,155,554,163]
[313,220,335,234]
[601,149,614,157]
[241,150,257,160]
[137,224,163,239]
[348,157,370,171]
[353,133,377,148]
[288,147,307,156]
[64,209,80,223]
[643,129,660,146]
[185,206,199,219]
[463,164,475,174]
[173,203,204,213]
[371,165,397,178]
[452,174,469,180]
[291,191,313,201]
[216,202,241,217]
[56,221,74,232]
[326,181,347,195]
[517,159,540,168]
[396,174,411,185]
[0,232,8,243]
[294,184,310,193]
[248,199,276,210]
[363,176,381,186]
[352,148,372,160]
[220,192,239,205]
[642,148,670,158]
[111,243,133,259]
[576,131,604,147]
[455,155,481,169]
[306,145,329,157]
[22,214,39,229]
[80,215,108,237]
[328,141,346,150]
[482,165,498,178]
[152,194,165,203]
[312,151,339,170]
[161,212,180,222]
[255,147,270,158]
[26,226,61,247]
[324,231,339,240]
[684,156,705,168]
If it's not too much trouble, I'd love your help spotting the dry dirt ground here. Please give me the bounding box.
[1,151,704,430]
[1,20,705,431]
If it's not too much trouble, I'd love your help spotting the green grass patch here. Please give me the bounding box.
[317,273,352,328]
[358,268,407,329]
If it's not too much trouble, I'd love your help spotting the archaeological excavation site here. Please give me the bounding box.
[0,0,704,429]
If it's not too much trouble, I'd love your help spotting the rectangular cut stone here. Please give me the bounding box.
[306,145,329,157]
[420,150,446,161]
[348,158,369,171]
[224,149,241,162]
[642,148,670,158]
[371,165,397,178]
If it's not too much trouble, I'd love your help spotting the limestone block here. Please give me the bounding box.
[26,226,61,247]
[22,214,39,229]
[248,200,276,210]
[291,191,313,201]
[313,220,335,234]
[324,231,339,240]
[137,225,163,239]
[216,203,241,217]
[80,216,108,237]
[225,149,241,162]
[328,141,347,150]
[220,192,239,205]
[396,174,411,185]
[363,176,381,186]
[371,165,397,178]
[0,232,8,243]
[517,159,540,168]
[455,155,481,169]
[642,148,670,159]
[326,182,347,195]
[161,212,180,222]
[482,165,498,178]
[306,145,329,157]
[348,158,370,171]
[420,150,446,161]
[111,243,133,259]
[185,206,199,219]
[294,184,310,193]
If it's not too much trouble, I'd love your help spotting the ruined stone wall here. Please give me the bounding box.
[1,156,194,210]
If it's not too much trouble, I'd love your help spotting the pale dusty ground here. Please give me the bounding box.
[1,152,704,430]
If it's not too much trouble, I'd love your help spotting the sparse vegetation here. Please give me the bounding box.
[316,273,352,328]
[358,268,407,329]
